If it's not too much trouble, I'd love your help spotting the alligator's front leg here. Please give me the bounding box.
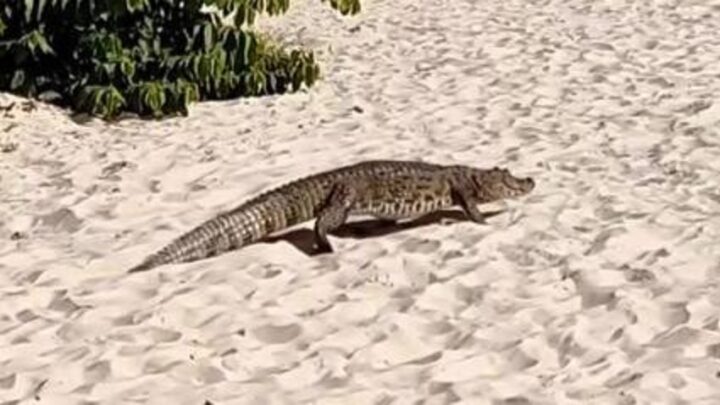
[451,179,487,224]
[314,181,358,253]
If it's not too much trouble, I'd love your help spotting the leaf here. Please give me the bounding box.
[24,0,34,24]
[119,56,135,78]
[92,89,105,112]
[234,2,246,26]
[198,54,212,83]
[27,30,54,55]
[142,82,166,116]
[126,0,147,12]
[60,0,73,13]
[203,22,213,51]
[321,0,361,15]
[100,85,126,117]
[10,70,26,91]
[245,4,255,25]
[249,65,265,94]
[177,79,199,105]
[74,85,124,118]
[241,31,254,65]
[207,48,222,80]
[266,71,277,92]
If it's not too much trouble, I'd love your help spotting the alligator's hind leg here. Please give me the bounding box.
[314,182,358,253]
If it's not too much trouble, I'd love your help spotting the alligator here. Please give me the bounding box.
[127,160,535,273]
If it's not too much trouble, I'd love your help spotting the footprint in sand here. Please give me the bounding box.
[251,322,303,345]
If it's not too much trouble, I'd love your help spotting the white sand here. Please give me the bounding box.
[3,0,720,403]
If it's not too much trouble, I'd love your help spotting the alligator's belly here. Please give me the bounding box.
[349,176,453,220]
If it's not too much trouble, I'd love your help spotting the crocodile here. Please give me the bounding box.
[127,160,535,273]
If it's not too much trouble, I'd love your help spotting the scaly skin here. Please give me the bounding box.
[127,160,535,273]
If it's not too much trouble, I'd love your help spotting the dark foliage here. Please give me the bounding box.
[0,0,361,119]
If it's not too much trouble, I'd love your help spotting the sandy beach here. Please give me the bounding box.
[2,0,720,403]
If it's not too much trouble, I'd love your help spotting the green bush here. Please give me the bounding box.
[0,0,361,119]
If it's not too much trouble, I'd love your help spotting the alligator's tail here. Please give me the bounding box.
[126,189,322,273]
[126,205,267,273]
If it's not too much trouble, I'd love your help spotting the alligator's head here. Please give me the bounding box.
[470,166,535,202]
